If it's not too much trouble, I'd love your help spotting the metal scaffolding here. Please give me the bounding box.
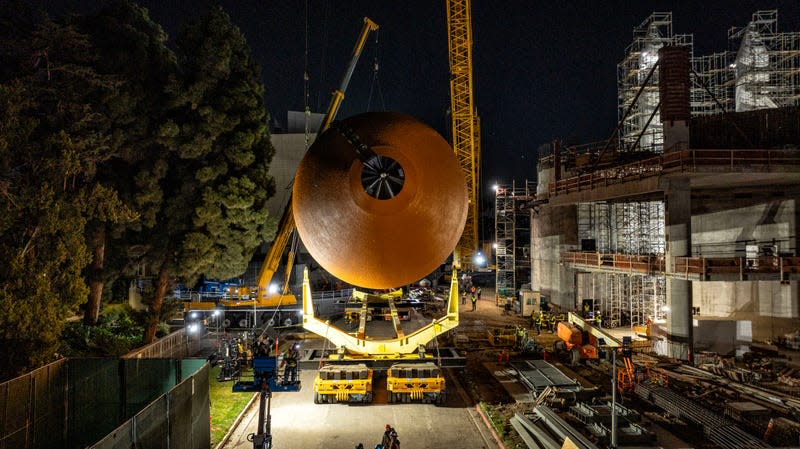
[577,201,664,255]
[494,185,516,300]
[618,9,799,152]
[729,10,800,112]
[494,181,533,301]
[691,51,736,115]
[617,12,693,153]
[590,273,666,328]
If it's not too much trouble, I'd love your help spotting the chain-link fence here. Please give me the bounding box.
[0,358,209,449]
[123,328,202,359]
[89,362,210,449]
[0,359,67,449]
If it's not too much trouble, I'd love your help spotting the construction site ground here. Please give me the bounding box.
[213,287,800,448]
[448,287,696,448]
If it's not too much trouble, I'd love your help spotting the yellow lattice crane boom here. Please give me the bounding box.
[446,0,480,270]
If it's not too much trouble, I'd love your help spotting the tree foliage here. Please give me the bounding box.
[0,18,104,378]
[139,6,276,343]
[0,2,276,375]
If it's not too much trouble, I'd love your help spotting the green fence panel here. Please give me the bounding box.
[123,359,176,418]
[32,362,67,449]
[133,395,168,449]
[90,420,133,449]
[68,359,121,448]
[0,359,68,449]
[190,364,211,449]
[180,359,207,382]
[168,379,193,448]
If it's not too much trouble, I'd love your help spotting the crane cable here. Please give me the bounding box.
[315,0,330,113]
[303,0,311,149]
[366,29,385,111]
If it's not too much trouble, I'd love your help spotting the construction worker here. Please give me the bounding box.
[583,302,591,318]
[549,314,558,333]
[471,291,477,311]
[515,326,526,350]
[461,290,466,305]
[382,424,400,449]
[595,312,603,328]
[476,286,482,301]
[280,343,300,384]
[533,312,542,335]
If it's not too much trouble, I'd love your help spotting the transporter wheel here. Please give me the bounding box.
[436,393,446,405]
[388,392,394,403]
[222,319,231,328]
[365,393,373,403]
[314,392,321,404]
[283,317,294,327]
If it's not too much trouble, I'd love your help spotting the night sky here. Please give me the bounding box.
[28,0,800,210]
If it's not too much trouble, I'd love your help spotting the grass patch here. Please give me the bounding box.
[209,365,255,446]
[479,401,507,436]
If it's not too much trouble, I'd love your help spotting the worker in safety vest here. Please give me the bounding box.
[281,343,300,384]
[595,312,603,328]
[549,314,558,333]
[533,312,542,335]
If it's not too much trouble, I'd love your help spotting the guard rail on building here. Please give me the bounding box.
[549,148,800,197]
[561,251,800,280]
[675,256,800,281]
[560,252,665,274]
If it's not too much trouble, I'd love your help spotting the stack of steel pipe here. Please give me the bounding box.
[635,383,771,448]
[532,405,600,449]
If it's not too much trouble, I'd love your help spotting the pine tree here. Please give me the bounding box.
[139,7,276,343]
[0,17,108,378]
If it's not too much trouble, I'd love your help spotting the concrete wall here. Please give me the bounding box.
[691,196,797,257]
[265,133,316,219]
[693,319,751,355]
[694,280,799,339]
[531,204,578,309]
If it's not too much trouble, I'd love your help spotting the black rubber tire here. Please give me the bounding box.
[314,392,321,404]
[436,393,445,405]
[388,391,394,403]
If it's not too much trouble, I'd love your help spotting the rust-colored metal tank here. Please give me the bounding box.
[293,112,468,289]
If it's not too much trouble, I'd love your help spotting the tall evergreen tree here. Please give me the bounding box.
[0,16,113,378]
[139,7,276,343]
[74,1,176,325]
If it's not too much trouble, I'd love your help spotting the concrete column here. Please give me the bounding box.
[531,204,577,310]
[664,176,693,361]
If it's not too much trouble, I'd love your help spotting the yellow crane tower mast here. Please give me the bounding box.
[446,0,480,271]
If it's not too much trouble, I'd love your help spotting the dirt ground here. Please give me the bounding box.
[449,287,702,449]
[447,287,536,447]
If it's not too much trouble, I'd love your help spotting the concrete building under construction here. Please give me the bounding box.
[530,10,800,360]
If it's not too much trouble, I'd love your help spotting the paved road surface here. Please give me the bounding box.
[222,369,501,449]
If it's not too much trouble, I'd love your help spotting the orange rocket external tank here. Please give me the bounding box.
[292,112,468,289]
